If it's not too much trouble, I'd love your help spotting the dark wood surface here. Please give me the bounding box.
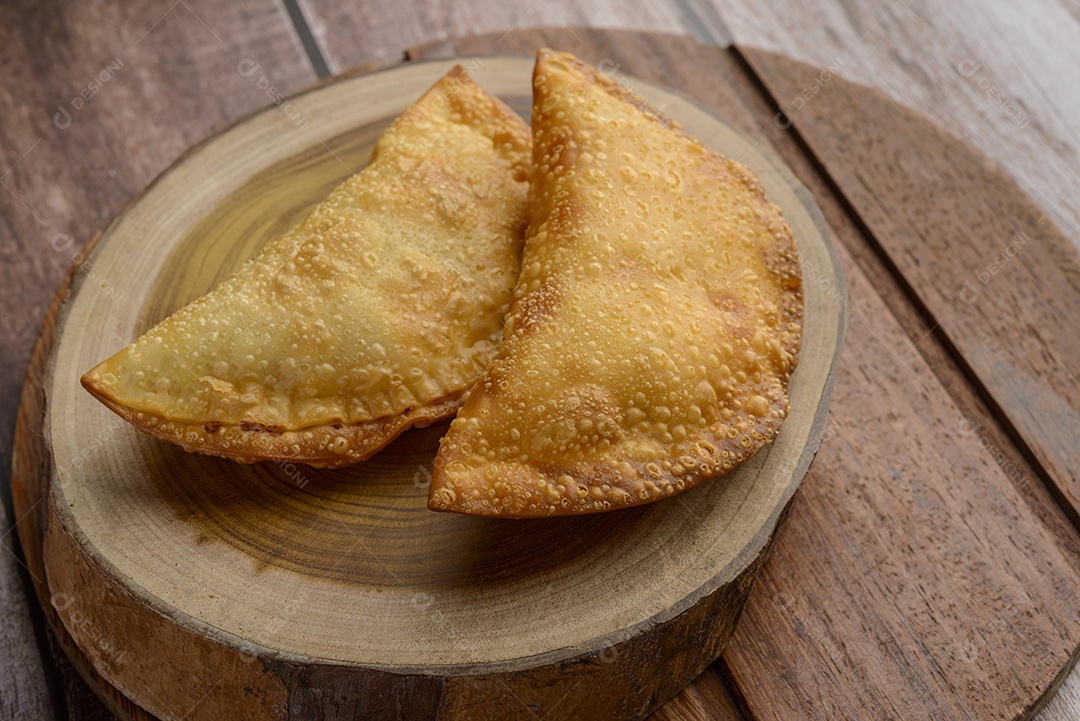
[11,53,843,721]
[409,29,1080,721]
[0,2,314,719]
[3,6,1080,721]
[741,46,1080,522]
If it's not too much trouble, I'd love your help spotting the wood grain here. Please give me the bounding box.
[0,1,316,718]
[295,0,696,71]
[692,1,1080,714]
[412,27,1080,721]
[701,0,1080,248]
[734,42,1080,721]
[3,7,1079,718]
[739,44,1080,524]
[299,0,1080,258]
[312,5,1080,717]
[716,44,1080,721]
[707,40,1080,721]
[14,55,843,721]
[0,518,53,720]
[1042,667,1080,721]
[649,666,745,721]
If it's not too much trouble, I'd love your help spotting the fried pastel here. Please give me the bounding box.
[428,50,802,517]
[82,66,531,467]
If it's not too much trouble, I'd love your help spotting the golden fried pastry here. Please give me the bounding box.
[428,50,802,516]
[82,66,531,467]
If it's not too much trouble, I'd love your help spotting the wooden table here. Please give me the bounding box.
[3,3,1079,720]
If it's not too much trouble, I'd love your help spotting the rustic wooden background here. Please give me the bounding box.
[2,0,1078,719]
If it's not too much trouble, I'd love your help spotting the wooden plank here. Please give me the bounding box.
[45,627,115,721]
[410,28,1080,721]
[0,508,53,719]
[665,36,1080,721]
[698,0,1080,249]
[0,0,314,468]
[297,0,699,71]
[300,0,1080,246]
[712,45,1080,721]
[739,44,1080,526]
[714,43,1080,721]
[0,1,317,719]
[1042,670,1080,721]
[649,666,745,721]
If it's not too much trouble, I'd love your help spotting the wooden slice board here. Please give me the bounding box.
[12,57,845,720]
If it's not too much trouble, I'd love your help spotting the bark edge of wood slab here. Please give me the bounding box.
[12,56,845,721]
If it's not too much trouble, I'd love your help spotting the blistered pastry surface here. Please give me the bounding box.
[82,66,531,465]
[430,51,802,515]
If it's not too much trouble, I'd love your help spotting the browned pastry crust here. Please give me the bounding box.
[82,380,466,468]
[82,66,531,466]
[429,50,803,517]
